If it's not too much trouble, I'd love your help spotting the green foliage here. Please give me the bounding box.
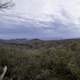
[0,39,80,80]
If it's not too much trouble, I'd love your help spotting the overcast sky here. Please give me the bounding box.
[0,0,80,39]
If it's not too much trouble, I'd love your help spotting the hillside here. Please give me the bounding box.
[0,39,80,80]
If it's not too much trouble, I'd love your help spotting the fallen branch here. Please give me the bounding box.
[0,66,7,80]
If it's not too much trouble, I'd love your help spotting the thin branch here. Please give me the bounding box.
[0,0,14,9]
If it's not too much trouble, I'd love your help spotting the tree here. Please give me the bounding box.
[0,0,14,9]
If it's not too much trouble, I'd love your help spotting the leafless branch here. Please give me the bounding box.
[0,0,14,9]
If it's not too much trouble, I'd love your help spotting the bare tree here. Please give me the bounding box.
[0,0,14,9]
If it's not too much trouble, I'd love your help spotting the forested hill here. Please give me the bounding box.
[0,38,80,49]
[0,39,80,80]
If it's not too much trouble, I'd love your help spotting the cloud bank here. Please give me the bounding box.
[0,0,80,39]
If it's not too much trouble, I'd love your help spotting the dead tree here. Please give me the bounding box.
[0,66,7,80]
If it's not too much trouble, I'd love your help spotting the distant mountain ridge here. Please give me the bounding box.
[0,38,80,44]
[0,38,43,44]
